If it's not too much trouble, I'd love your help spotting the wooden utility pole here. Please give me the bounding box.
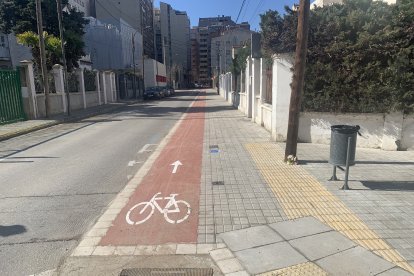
[56,0,70,116]
[35,0,50,117]
[284,0,310,161]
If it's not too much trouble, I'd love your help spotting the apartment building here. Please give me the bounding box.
[192,16,250,86]
[158,2,190,88]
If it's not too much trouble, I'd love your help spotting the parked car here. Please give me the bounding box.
[143,87,161,100]
[157,86,167,98]
[166,85,175,96]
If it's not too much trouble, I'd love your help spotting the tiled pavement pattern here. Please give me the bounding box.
[197,98,286,243]
[297,143,414,265]
[246,142,414,273]
[212,217,411,275]
[258,262,328,276]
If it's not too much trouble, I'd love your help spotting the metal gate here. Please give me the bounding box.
[0,69,26,125]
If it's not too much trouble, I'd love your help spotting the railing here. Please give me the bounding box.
[0,69,26,124]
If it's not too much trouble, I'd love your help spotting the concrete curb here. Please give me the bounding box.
[0,103,130,142]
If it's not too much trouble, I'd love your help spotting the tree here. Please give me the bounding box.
[230,45,250,92]
[259,0,414,114]
[260,8,298,56]
[16,31,62,70]
[0,0,89,70]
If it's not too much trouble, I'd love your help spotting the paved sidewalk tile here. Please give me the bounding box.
[246,142,414,273]
[316,246,395,275]
[257,262,328,276]
[235,242,306,275]
[198,94,285,244]
[218,225,283,252]
[269,216,332,240]
[289,231,356,261]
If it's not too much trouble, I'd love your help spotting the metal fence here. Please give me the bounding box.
[264,65,273,104]
[67,72,79,92]
[0,69,26,124]
[84,70,96,91]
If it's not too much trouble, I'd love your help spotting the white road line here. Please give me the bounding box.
[138,144,158,154]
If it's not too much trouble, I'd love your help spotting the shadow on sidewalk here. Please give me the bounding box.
[361,181,414,191]
[299,160,414,166]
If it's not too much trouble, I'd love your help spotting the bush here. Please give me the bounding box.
[260,0,414,113]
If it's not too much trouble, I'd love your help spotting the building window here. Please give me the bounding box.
[0,35,5,47]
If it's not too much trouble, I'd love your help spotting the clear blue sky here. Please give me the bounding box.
[154,0,298,31]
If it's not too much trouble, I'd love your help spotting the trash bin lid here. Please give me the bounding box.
[331,125,360,134]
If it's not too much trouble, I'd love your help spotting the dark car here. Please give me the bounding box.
[143,87,161,100]
[166,85,175,96]
[157,86,167,98]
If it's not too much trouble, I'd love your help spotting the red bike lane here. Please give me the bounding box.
[100,93,205,245]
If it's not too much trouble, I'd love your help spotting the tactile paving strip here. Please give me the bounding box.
[246,143,414,274]
[258,262,328,276]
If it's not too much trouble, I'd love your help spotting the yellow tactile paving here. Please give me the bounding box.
[246,143,414,274]
[258,262,328,276]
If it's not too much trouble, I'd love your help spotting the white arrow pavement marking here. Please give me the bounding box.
[171,160,183,174]
[128,160,143,167]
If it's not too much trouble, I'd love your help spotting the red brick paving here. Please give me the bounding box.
[100,94,205,245]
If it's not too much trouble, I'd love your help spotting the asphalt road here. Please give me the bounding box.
[0,90,199,276]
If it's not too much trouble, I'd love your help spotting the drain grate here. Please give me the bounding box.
[119,268,214,276]
[209,145,219,149]
[212,181,224,186]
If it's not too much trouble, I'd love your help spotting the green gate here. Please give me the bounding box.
[0,69,26,125]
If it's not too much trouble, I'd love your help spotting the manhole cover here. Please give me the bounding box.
[119,268,214,276]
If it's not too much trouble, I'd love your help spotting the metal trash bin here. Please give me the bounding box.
[329,125,360,166]
[329,125,360,190]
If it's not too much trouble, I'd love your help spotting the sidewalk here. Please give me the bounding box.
[0,101,134,141]
[56,90,414,275]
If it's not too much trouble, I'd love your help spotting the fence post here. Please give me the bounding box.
[111,72,117,102]
[252,58,260,123]
[52,64,66,114]
[76,68,86,109]
[20,60,38,119]
[245,57,252,118]
[94,70,101,105]
[104,71,112,102]
[271,55,293,141]
[258,58,267,126]
[101,71,107,104]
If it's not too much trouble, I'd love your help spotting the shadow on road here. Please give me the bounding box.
[0,225,27,237]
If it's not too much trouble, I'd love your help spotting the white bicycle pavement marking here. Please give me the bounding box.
[126,192,191,225]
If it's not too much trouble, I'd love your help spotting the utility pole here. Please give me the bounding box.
[56,0,70,116]
[284,0,310,161]
[132,32,137,98]
[141,3,146,95]
[35,0,50,117]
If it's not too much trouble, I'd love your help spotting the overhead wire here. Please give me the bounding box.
[240,0,251,22]
[249,0,265,23]
[236,0,247,23]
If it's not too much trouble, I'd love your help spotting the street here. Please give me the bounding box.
[0,91,199,275]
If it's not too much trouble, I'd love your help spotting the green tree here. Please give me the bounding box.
[0,0,89,70]
[259,0,414,113]
[230,45,250,92]
[16,31,62,70]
